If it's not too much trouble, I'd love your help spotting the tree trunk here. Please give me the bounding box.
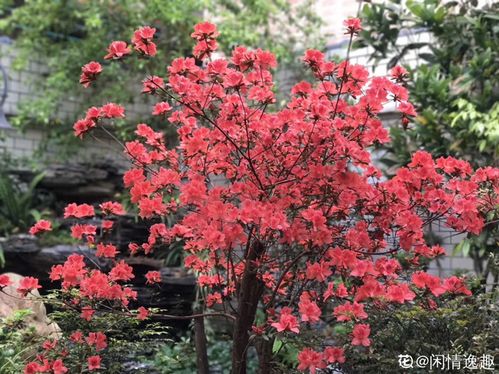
[232,240,265,374]
[255,336,275,374]
[194,314,210,374]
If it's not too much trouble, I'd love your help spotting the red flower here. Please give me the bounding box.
[102,220,114,230]
[0,274,11,288]
[96,243,119,258]
[87,355,101,371]
[191,22,219,40]
[334,301,368,322]
[271,307,299,333]
[443,276,472,296]
[109,261,134,282]
[79,61,102,88]
[323,347,346,363]
[142,76,164,94]
[324,282,349,300]
[85,106,102,120]
[206,292,222,308]
[17,276,41,296]
[42,339,57,351]
[391,65,409,82]
[132,26,157,57]
[193,39,218,60]
[70,331,84,343]
[191,22,219,59]
[152,101,172,116]
[387,283,416,303]
[80,307,95,321]
[411,271,445,296]
[70,224,97,240]
[52,359,68,374]
[73,118,96,138]
[344,17,362,35]
[398,101,417,116]
[352,324,371,347]
[137,306,149,320]
[305,261,332,282]
[101,103,125,118]
[104,41,131,60]
[86,332,107,351]
[134,26,156,40]
[298,295,321,323]
[24,362,42,374]
[145,271,161,284]
[99,201,126,215]
[64,203,95,218]
[29,220,52,235]
[297,348,326,374]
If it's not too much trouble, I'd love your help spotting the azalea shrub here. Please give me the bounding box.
[45,295,167,373]
[0,17,498,374]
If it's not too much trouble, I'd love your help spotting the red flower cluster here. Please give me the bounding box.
[73,103,125,137]
[0,274,11,288]
[25,332,104,373]
[64,203,95,218]
[29,219,52,235]
[17,276,41,296]
[191,21,219,59]
[132,26,157,57]
[104,41,130,60]
[297,346,346,374]
[343,17,362,34]
[79,61,102,88]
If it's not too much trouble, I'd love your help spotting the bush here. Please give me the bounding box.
[340,291,498,373]
[0,309,41,373]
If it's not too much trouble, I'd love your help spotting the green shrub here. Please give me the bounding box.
[340,291,498,373]
[0,309,41,374]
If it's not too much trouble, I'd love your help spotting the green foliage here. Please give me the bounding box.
[153,333,259,374]
[47,291,169,373]
[358,0,499,168]
[340,291,499,374]
[0,0,322,150]
[0,171,45,236]
[0,309,40,374]
[36,227,76,248]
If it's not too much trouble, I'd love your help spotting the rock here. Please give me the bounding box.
[0,272,60,337]
[0,234,40,254]
[15,158,125,203]
[3,244,108,280]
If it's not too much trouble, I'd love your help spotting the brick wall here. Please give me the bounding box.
[0,37,148,167]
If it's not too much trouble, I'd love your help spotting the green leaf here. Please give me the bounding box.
[454,239,471,257]
[0,248,4,268]
[272,338,283,353]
